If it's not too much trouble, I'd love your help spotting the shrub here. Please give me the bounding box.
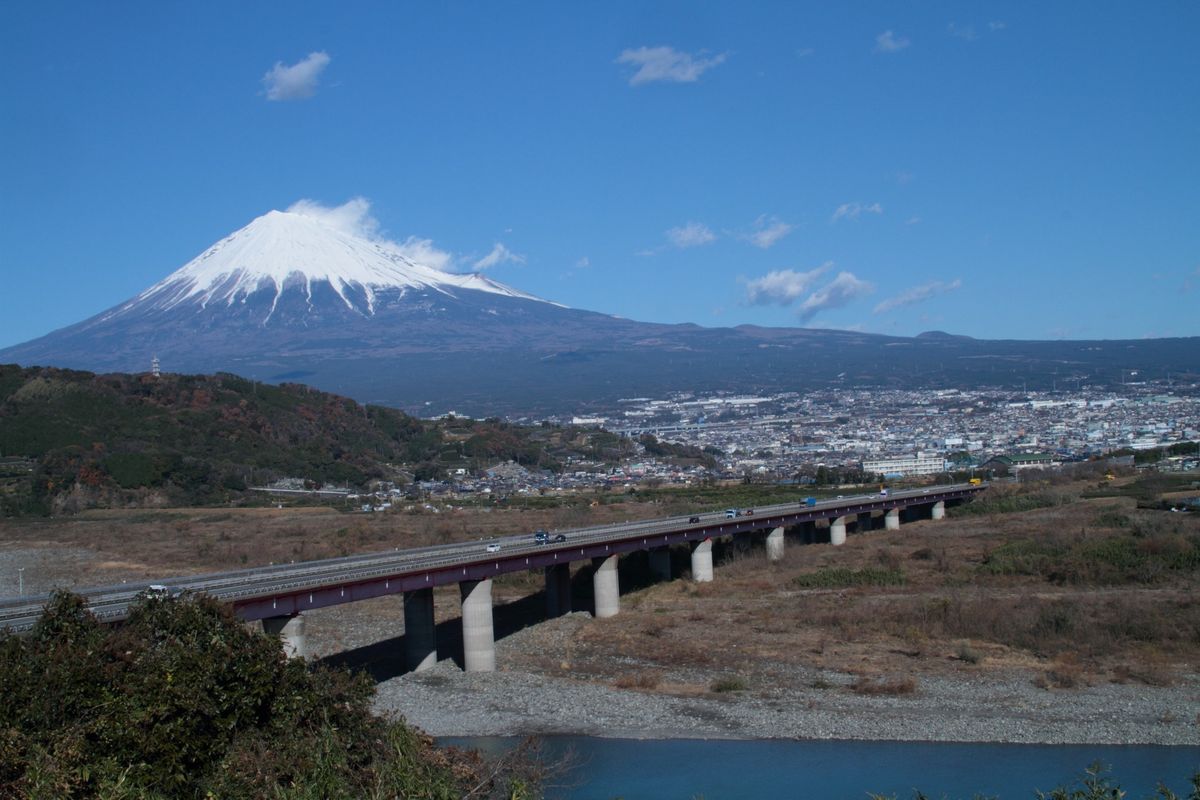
[953,488,1074,517]
[955,641,983,664]
[711,676,749,693]
[0,591,542,799]
[793,567,906,588]
[1035,654,1088,690]
[980,530,1200,585]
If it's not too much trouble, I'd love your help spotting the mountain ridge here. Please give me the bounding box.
[2,208,1198,416]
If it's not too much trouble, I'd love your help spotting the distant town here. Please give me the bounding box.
[254,380,1200,510]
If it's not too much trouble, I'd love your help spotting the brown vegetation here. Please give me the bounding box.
[3,478,1198,697]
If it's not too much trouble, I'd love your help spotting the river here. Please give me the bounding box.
[444,736,1200,799]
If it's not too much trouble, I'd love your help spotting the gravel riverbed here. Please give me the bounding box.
[368,613,1200,746]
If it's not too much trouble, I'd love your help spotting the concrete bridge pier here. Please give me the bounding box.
[830,516,848,546]
[649,547,672,582]
[885,508,901,531]
[544,564,572,618]
[766,526,785,562]
[932,501,946,520]
[262,613,306,659]
[592,555,620,618]
[691,538,714,582]
[460,578,496,672]
[403,588,438,672]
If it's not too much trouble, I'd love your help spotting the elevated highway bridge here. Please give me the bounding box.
[0,483,984,671]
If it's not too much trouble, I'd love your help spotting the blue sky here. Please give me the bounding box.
[2,2,1198,349]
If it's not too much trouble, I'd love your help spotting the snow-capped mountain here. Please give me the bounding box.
[102,208,549,324]
[2,208,1195,416]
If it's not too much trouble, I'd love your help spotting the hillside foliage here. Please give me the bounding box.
[0,591,544,799]
[0,365,676,515]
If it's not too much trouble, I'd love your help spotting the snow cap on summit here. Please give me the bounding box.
[104,199,546,323]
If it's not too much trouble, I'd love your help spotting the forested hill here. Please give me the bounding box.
[0,365,646,515]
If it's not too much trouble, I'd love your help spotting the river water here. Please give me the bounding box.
[444,736,1200,799]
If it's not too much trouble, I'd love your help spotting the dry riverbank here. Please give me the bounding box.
[368,612,1199,746]
[4,483,1198,747]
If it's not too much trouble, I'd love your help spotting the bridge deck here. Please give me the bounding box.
[0,484,983,630]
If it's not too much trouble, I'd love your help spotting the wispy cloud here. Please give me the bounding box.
[874,31,910,53]
[617,46,727,86]
[392,237,456,272]
[288,196,377,238]
[286,196,458,272]
[799,272,874,321]
[905,216,922,226]
[796,47,815,58]
[744,263,832,306]
[263,51,331,101]
[474,242,525,270]
[1182,265,1200,293]
[666,221,717,248]
[831,202,883,223]
[744,215,794,249]
[873,279,963,314]
[947,22,977,41]
[989,21,1007,31]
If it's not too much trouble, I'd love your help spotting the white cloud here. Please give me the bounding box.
[287,196,378,238]
[873,279,962,314]
[745,215,794,249]
[989,21,1007,31]
[947,22,977,41]
[666,221,717,248]
[575,257,590,269]
[831,202,883,223]
[799,271,874,321]
[744,263,832,306]
[796,47,815,58]
[905,216,922,226]
[874,31,910,53]
[392,237,456,272]
[617,46,727,86]
[286,197,460,271]
[263,51,331,101]
[474,243,526,270]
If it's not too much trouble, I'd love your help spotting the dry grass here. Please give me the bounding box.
[613,670,662,690]
[1034,653,1089,689]
[850,675,919,695]
[5,480,1199,694]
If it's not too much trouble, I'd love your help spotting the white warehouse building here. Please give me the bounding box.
[861,453,947,477]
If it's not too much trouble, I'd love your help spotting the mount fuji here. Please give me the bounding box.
[3,208,1196,415]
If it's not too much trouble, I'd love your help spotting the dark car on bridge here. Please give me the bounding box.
[553,533,566,542]
[688,516,701,523]
[534,530,549,544]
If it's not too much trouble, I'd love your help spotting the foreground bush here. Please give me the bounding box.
[0,591,542,799]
